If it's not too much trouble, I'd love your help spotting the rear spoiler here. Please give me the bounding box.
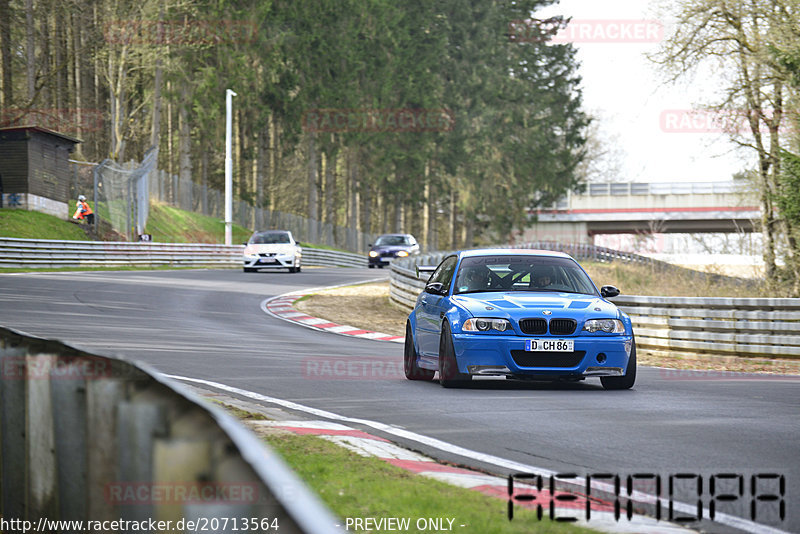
[415,265,437,279]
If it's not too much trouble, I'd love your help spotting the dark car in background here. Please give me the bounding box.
[368,234,420,268]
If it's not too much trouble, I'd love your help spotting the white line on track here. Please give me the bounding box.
[166,373,790,534]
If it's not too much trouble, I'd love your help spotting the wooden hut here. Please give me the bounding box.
[0,126,81,218]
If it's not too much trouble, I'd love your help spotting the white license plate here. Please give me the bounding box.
[525,339,574,352]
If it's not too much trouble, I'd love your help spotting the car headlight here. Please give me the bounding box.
[582,319,625,333]
[244,245,257,256]
[369,251,379,258]
[463,318,511,332]
[396,250,409,257]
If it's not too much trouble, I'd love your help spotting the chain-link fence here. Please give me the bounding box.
[71,150,378,250]
[69,159,97,211]
[148,169,379,252]
[93,147,158,240]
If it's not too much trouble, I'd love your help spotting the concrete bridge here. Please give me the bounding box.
[518,181,760,244]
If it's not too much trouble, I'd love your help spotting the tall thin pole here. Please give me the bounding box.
[225,89,237,245]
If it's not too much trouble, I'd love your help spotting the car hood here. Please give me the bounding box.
[451,292,620,320]
[247,243,298,254]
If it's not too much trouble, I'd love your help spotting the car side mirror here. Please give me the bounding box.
[416,265,437,279]
[425,282,446,295]
[600,285,620,298]
[367,243,372,247]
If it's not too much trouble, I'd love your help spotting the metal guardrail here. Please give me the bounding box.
[0,238,239,268]
[389,257,434,311]
[0,238,366,269]
[301,248,366,268]
[612,295,800,359]
[389,245,800,361]
[0,326,341,533]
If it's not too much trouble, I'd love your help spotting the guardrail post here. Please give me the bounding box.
[0,340,27,520]
[86,379,125,521]
[51,366,89,522]
[117,396,167,522]
[26,353,59,521]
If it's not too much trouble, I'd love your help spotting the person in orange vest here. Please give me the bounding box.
[72,195,94,225]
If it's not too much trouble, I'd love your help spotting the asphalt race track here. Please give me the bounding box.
[1,268,798,533]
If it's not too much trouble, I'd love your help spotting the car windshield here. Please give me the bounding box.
[250,232,291,244]
[375,235,411,246]
[454,255,598,295]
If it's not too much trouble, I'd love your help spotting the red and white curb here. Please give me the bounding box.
[250,420,696,534]
[263,293,405,343]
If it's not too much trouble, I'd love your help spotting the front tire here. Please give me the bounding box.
[404,322,435,381]
[243,267,256,273]
[601,340,637,390]
[438,322,471,388]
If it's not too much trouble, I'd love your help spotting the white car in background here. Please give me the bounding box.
[243,230,302,273]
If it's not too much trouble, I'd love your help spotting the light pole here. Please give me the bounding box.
[225,88,237,245]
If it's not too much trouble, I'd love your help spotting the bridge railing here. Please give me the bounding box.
[585,181,745,196]
[0,326,341,533]
[389,244,799,362]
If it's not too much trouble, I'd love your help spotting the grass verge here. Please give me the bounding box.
[294,281,407,336]
[1,208,90,240]
[258,430,596,533]
[582,261,766,298]
[146,202,253,244]
[205,397,602,533]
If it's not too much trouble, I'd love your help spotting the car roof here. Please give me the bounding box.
[378,233,414,237]
[254,230,291,234]
[458,248,572,259]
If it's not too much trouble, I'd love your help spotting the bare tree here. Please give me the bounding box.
[651,0,798,281]
[575,113,627,183]
[0,0,12,107]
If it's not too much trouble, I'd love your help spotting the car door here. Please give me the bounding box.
[416,255,458,356]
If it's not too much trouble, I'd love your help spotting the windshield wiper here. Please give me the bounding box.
[509,288,596,296]
[455,288,508,295]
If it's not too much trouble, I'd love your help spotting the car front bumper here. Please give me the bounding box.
[452,333,632,378]
[368,255,395,266]
[243,254,298,269]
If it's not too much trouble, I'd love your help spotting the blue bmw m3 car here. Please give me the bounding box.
[404,249,636,389]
